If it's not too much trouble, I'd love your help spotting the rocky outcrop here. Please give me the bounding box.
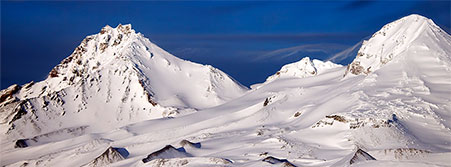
[350,149,376,164]
[312,115,392,129]
[262,156,296,167]
[0,84,20,103]
[14,139,28,148]
[83,147,127,167]
[179,140,201,149]
[142,145,191,163]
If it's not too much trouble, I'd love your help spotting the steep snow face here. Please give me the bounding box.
[44,24,247,109]
[0,24,247,139]
[346,14,451,75]
[263,57,341,84]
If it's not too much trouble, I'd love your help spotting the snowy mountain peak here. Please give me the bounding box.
[0,24,247,139]
[345,14,451,76]
[47,24,138,88]
[264,57,341,83]
[100,24,134,35]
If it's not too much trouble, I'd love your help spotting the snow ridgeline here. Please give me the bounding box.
[0,24,247,139]
[1,14,451,167]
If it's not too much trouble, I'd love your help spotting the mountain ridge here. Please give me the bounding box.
[0,24,247,139]
[1,14,450,167]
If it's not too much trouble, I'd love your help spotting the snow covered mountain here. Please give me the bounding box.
[265,57,341,83]
[346,14,451,76]
[251,57,341,89]
[1,14,450,167]
[0,24,247,139]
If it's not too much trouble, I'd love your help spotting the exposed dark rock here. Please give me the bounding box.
[99,43,108,52]
[262,156,296,167]
[179,139,201,148]
[259,152,269,156]
[0,84,21,103]
[117,24,132,34]
[9,102,27,124]
[23,81,34,89]
[385,148,430,159]
[83,147,127,167]
[294,112,301,117]
[145,157,231,166]
[326,115,347,123]
[263,98,270,106]
[263,96,276,107]
[145,91,158,106]
[348,61,365,75]
[350,149,376,164]
[61,55,74,65]
[113,34,122,46]
[100,26,110,34]
[15,139,28,148]
[142,145,190,163]
[49,68,59,78]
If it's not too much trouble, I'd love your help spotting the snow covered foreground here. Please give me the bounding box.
[1,14,451,167]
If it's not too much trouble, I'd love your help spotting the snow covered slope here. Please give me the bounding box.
[1,14,450,167]
[0,24,247,139]
[346,14,451,76]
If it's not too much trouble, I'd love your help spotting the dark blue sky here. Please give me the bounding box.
[1,1,450,89]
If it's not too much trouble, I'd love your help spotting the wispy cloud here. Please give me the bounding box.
[326,40,362,62]
[253,43,347,62]
[326,34,372,63]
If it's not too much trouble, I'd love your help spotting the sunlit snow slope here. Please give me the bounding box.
[0,24,247,139]
[1,14,450,167]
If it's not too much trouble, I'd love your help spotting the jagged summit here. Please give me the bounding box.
[345,14,451,76]
[48,24,136,81]
[0,24,247,139]
[100,24,134,34]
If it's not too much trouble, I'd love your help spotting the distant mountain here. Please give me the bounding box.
[1,14,450,167]
[0,24,247,139]
[265,57,341,82]
[251,57,341,89]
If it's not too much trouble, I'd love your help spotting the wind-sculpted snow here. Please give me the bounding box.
[1,14,451,167]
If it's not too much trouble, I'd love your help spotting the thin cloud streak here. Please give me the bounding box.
[326,34,372,63]
[326,40,362,62]
[253,43,347,62]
